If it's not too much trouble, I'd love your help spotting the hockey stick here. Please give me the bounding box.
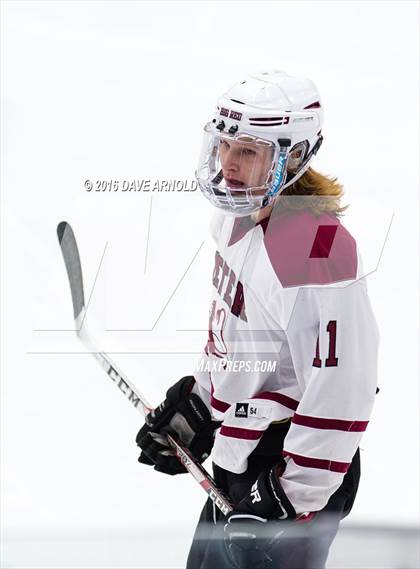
[56,221,232,516]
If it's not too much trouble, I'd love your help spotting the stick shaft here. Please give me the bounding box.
[78,320,232,514]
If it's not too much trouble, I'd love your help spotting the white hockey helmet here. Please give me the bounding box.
[196,70,324,216]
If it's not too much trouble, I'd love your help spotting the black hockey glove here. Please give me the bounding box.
[223,464,297,569]
[136,376,219,475]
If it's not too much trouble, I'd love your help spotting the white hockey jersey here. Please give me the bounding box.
[193,206,379,515]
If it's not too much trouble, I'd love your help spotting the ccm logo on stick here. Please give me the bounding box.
[209,489,230,515]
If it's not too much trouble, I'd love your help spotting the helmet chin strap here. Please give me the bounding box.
[281,160,313,191]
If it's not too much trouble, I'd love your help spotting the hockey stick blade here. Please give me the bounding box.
[57,221,85,321]
[56,221,233,515]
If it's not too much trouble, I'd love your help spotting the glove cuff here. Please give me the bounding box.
[166,376,196,403]
[267,466,296,520]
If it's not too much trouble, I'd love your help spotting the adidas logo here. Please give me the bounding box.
[235,403,249,418]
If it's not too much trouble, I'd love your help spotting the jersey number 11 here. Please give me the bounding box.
[312,320,338,368]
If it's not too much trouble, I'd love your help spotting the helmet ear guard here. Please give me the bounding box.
[281,134,323,191]
[286,141,309,173]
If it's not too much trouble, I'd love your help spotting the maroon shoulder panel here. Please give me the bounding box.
[262,210,358,287]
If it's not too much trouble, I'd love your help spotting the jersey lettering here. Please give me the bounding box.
[212,251,247,322]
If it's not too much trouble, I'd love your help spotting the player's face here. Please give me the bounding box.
[219,136,274,194]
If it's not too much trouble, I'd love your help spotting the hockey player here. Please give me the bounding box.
[136,70,379,569]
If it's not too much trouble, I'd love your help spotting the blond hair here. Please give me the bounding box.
[276,167,348,218]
